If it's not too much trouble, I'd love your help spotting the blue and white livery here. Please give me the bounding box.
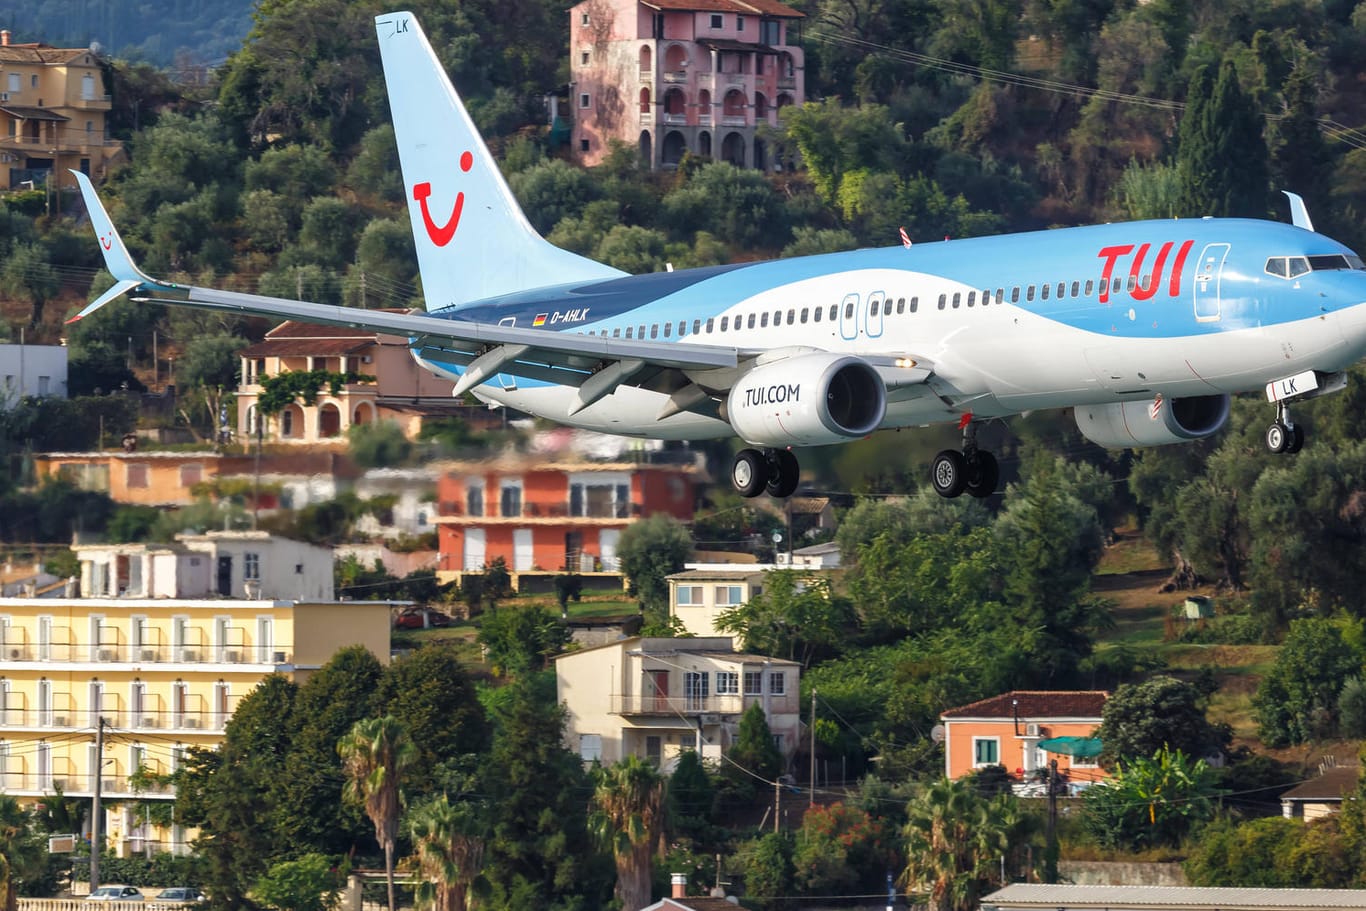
[72,10,1366,499]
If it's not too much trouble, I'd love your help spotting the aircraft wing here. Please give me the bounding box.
[71,171,934,417]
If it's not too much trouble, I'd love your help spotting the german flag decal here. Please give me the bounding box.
[533,313,548,326]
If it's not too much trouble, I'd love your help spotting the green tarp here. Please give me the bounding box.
[1037,736,1103,758]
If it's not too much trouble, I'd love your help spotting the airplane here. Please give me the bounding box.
[70,9,1366,500]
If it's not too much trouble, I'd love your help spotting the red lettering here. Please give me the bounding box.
[1168,239,1194,297]
[1130,242,1174,302]
[1097,245,1134,304]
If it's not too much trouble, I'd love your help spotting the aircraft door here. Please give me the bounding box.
[865,291,885,338]
[497,317,518,389]
[1193,243,1230,323]
[839,293,859,341]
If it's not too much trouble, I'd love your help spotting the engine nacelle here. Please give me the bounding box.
[1075,394,1231,448]
[726,354,886,446]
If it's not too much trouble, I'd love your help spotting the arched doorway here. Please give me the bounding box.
[755,92,769,124]
[639,130,653,167]
[662,130,688,168]
[639,45,652,73]
[699,130,712,157]
[640,87,651,115]
[753,137,767,171]
[722,89,747,123]
[353,402,373,425]
[664,43,689,73]
[698,89,712,123]
[663,87,687,122]
[318,403,342,438]
[721,132,746,167]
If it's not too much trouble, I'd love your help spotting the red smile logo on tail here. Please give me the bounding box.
[414,151,474,247]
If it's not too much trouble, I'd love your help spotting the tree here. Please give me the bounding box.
[0,243,59,326]
[617,513,692,613]
[256,369,374,430]
[724,703,783,798]
[476,605,569,677]
[669,750,717,845]
[1253,618,1362,746]
[347,420,413,469]
[254,853,346,911]
[715,571,856,666]
[1099,675,1228,765]
[338,716,417,911]
[901,778,1023,911]
[590,756,668,911]
[175,333,245,442]
[408,795,487,911]
[1177,59,1270,217]
[1081,747,1218,850]
[377,645,491,794]
[737,832,793,911]
[793,802,893,897]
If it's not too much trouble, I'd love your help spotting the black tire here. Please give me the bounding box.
[732,448,767,497]
[965,451,999,499]
[1265,422,1288,454]
[1286,423,1305,453]
[766,449,801,498]
[931,449,967,498]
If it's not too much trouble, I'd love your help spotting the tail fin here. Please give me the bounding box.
[67,170,166,323]
[375,12,624,310]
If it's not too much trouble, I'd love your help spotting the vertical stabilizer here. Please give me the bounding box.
[375,11,625,310]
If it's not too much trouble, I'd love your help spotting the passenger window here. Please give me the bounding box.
[1113,277,1122,293]
[883,299,893,316]
[638,324,646,337]
[663,323,671,337]
[828,305,838,321]
[1084,279,1094,296]
[980,290,989,305]
[1071,281,1080,297]
[967,291,976,307]
[625,326,634,338]
[705,318,714,333]
[774,310,782,325]
[868,300,878,317]
[896,298,905,314]
[937,294,946,310]
[1056,282,1065,298]
[693,319,702,335]
[1126,275,1137,292]
[844,302,855,319]
[1010,287,1019,303]
[800,307,809,323]
[1041,283,1050,300]
[650,324,659,338]
[679,321,687,336]
[613,328,621,337]
[720,316,729,331]
[952,292,961,309]
[1026,286,1035,301]
[910,297,919,313]
[995,288,1004,302]
[748,313,756,329]
[787,309,796,324]
[813,306,822,323]
[760,312,769,328]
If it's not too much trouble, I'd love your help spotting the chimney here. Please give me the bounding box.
[1,30,9,46]
[671,873,688,899]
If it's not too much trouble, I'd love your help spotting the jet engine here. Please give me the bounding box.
[1075,394,1230,448]
[725,354,886,446]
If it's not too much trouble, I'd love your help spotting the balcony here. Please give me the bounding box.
[0,643,290,665]
[662,71,689,84]
[611,693,746,715]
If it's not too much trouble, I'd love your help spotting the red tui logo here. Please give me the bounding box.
[413,151,474,247]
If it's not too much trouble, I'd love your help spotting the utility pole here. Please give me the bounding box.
[90,716,104,890]
[1044,758,1059,884]
[773,776,780,834]
[809,687,816,807]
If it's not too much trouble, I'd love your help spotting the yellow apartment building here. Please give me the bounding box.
[0,30,123,191]
[0,534,393,856]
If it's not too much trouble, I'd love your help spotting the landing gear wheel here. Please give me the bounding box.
[1265,422,1289,454]
[964,451,999,499]
[732,448,767,498]
[931,449,968,498]
[765,449,801,498]
[1286,423,1305,453]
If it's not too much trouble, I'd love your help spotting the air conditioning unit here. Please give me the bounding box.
[273,651,287,663]
[183,717,200,729]
[52,715,68,727]
[102,778,117,792]
[50,777,67,790]
[223,649,240,663]
[1,93,9,102]
[1025,723,1040,737]
[98,649,115,661]
[141,649,157,662]
[700,713,722,725]
[141,716,159,728]
[8,648,21,659]
[180,650,198,662]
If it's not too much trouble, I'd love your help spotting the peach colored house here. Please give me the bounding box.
[36,451,227,507]
[569,0,805,169]
[941,690,1109,784]
[434,455,698,584]
[236,319,458,445]
[0,31,123,191]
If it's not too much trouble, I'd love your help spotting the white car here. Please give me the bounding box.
[86,886,144,902]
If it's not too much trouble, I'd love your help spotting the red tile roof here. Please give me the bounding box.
[237,338,374,358]
[0,46,90,65]
[642,0,804,18]
[942,691,1108,719]
[1280,766,1359,802]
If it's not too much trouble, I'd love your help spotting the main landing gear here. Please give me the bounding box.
[1264,401,1304,454]
[930,419,999,499]
[732,447,801,499]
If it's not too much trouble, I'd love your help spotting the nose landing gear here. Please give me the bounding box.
[732,447,801,498]
[1265,402,1304,454]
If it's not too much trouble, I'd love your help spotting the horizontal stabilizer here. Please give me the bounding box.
[66,279,141,324]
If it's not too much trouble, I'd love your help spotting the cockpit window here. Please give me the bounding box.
[1267,254,1366,278]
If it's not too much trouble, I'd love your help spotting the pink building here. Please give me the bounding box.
[569,0,805,170]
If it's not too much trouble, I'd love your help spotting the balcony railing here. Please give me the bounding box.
[0,644,292,665]
[662,70,689,83]
[0,772,178,795]
[0,709,227,731]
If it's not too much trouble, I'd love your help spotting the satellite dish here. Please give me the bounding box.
[930,724,945,744]
[772,531,783,544]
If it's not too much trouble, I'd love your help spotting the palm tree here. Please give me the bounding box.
[901,777,1019,911]
[339,716,417,911]
[0,794,32,911]
[590,755,668,911]
[408,795,486,911]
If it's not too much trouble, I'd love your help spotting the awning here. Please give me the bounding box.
[1037,736,1102,758]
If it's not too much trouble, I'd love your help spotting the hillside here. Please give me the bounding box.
[1,0,254,65]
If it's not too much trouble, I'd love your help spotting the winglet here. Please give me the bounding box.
[1283,191,1315,232]
[69,169,165,321]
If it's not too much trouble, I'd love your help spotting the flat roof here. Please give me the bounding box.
[983,884,1366,910]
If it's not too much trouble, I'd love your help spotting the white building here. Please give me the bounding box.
[555,636,801,772]
[0,342,67,407]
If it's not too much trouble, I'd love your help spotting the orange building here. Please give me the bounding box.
[36,451,227,507]
[940,690,1109,785]
[434,456,699,585]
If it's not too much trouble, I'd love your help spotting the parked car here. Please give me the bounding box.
[394,607,453,629]
[154,887,205,904]
[86,886,144,902]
